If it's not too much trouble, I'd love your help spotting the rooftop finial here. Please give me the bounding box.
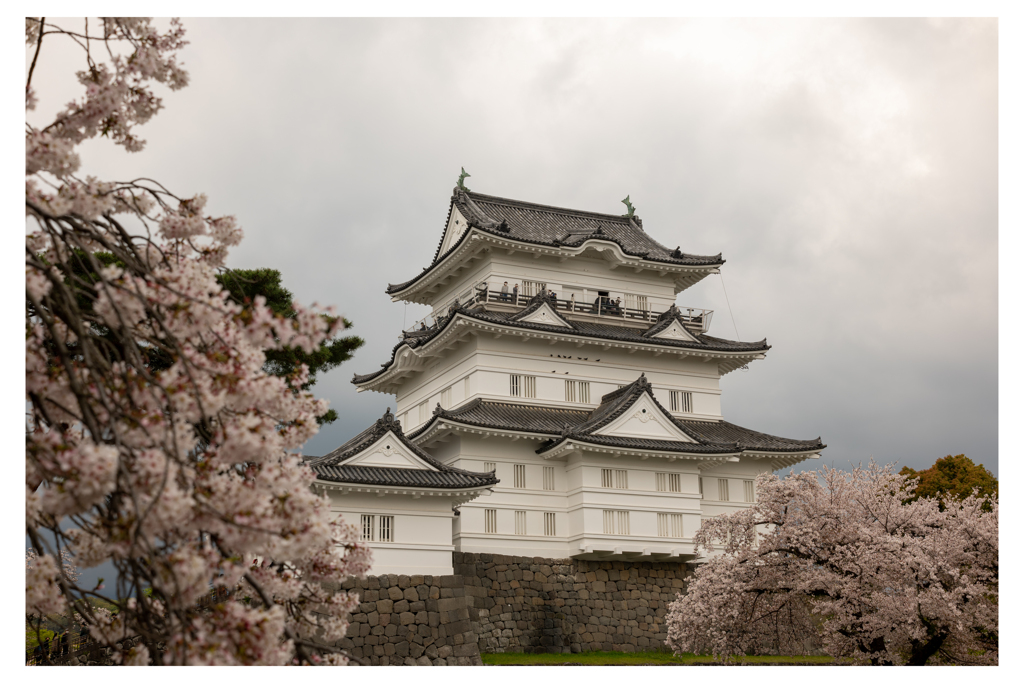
[457,167,471,192]
[621,195,635,218]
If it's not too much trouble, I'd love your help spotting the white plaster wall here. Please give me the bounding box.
[325,490,458,575]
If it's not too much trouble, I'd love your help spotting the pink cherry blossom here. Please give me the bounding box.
[665,463,998,665]
[26,18,367,665]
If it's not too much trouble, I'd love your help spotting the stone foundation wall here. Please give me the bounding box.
[327,554,692,665]
[332,573,483,666]
[453,552,691,654]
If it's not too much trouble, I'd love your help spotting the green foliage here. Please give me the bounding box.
[215,268,364,424]
[900,454,997,509]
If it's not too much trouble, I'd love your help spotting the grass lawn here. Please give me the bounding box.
[481,650,835,666]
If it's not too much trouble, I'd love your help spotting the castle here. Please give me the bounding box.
[307,182,823,575]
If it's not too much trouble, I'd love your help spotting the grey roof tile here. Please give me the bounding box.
[387,189,724,294]
[352,298,768,385]
[410,375,824,456]
[308,408,498,489]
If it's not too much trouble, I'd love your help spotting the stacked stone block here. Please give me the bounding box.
[453,552,690,654]
[332,573,483,666]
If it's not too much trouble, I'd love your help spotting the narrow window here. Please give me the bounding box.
[614,469,628,489]
[658,513,684,538]
[484,462,496,473]
[565,380,591,403]
[441,386,452,409]
[361,514,374,542]
[514,464,526,489]
[484,509,497,534]
[602,510,615,534]
[378,515,394,543]
[699,477,703,497]
[624,294,649,312]
[524,376,536,398]
[543,466,555,491]
[656,472,678,492]
[671,391,693,413]
[718,479,730,502]
[523,279,547,297]
[743,480,755,503]
[544,512,556,536]
[510,374,521,397]
[617,511,630,535]
[601,469,613,488]
[515,510,527,535]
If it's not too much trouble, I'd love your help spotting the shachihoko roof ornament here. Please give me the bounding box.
[621,195,635,217]
[457,167,471,192]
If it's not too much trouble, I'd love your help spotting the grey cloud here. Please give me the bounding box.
[30,18,997,477]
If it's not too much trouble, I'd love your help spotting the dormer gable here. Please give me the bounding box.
[512,299,573,328]
[591,391,697,442]
[437,206,470,256]
[342,431,439,470]
[649,318,699,343]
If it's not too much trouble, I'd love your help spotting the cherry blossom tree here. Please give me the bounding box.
[666,463,998,665]
[25,18,370,665]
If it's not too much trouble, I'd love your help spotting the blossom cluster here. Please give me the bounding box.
[26,18,368,665]
[664,463,998,665]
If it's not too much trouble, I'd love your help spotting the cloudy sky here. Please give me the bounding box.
[30,17,998,479]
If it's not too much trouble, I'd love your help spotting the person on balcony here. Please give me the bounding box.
[501,282,509,302]
[512,282,519,304]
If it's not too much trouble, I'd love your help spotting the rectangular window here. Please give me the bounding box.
[484,509,497,534]
[601,510,629,535]
[543,466,555,491]
[515,510,527,535]
[699,477,703,497]
[718,479,730,502]
[440,387,452,409]
[522,279,547,297]
[657,513,684,538]
[544,512,556,536]
[601,469,613,488]
[614,469,628,489]
[484,462,496,473]
[565,380,590,403]
[670,391,693,413]
[514,464,526,489]
[744,480,755,503]
[361,514,374,542]
[655,472,681,492]
[418,401,428,423]
[511,375,536,398]
[378,515,394,543]
[624,294,649,312]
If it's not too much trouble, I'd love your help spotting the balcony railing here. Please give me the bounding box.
[403,279,713,336]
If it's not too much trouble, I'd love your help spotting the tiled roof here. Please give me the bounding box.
[352,298,768,385]
[410,375,824,456]
[308,409,498,489]
[387,189,724,295]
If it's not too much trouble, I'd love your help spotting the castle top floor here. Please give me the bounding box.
[386,187,725,315]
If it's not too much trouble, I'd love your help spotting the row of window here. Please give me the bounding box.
[483,509,558,536]
[698,477,756,502]
[488,465,751,500]
[511,375,694,412]
[361,514,395,543]
[479,509,684,539]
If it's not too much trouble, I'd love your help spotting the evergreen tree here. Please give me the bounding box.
[900,454,997,508]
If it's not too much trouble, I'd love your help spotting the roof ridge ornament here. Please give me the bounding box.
[621,195,635,217]
[672,246,683,258]
[457,167,471,192]
[374,407,403,435]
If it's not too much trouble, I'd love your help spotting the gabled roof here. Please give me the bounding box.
[386,188,725,295]
[409,375,824,457]
[352,300,768,386]
[308,409,498,490]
